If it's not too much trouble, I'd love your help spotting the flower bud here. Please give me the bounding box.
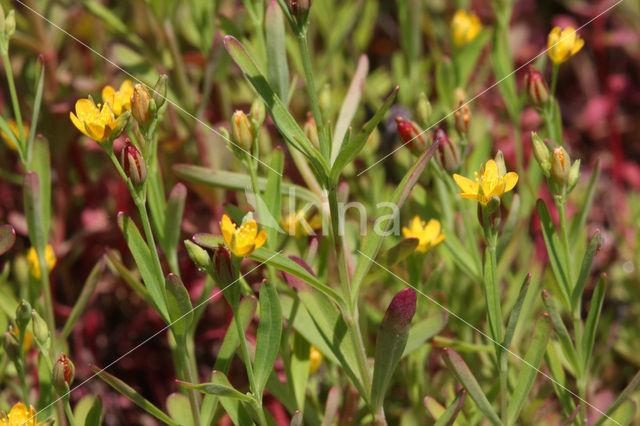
[31,309,50,346]
[4,9,14,39]
[53,353,75,393]
[121,142,147,185]
[288,0,313,18]
[434,129,460,172]
[152,74,168,108]
[453,88,467,109]
[454,101,470,135]
[212,245,236,287]
[184,240,212,273]
[417,93,432,126]
[568,159,580,190]
[2,331,20,361]
[131,84,152,126]
[110,110,130,139]
[531,132,551,176]
[304,114,319,148]
[396,117,427,153]
[15,300,32,331]
[250,99,266,128]
[524,66,550,108]
[231,110,254,150]
[495,151,507,177]
[551,147,570,185]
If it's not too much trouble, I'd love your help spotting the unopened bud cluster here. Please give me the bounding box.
[531,132,580,194]
[121,141,147,185]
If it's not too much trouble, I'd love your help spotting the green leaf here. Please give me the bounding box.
[371,289,416,410]
[435,57,455,110]
[506,314,551,425]
[173,164,319,204]
[402,311,448,357]
[254,280,283,398]
[265,1,289,102]
[541,290,578,369]
[329,86,398,184]
[178,371,253,401]
[61,258,105,340]
[264,147,284,247]
[331,54,369,164]
[163,183,187,259]
[442,348,502,425]
[290,410,303,426]
[375,238,419,269]
[571,230,601,312]
[90,366,179,426]
[454,30,491,87]
[593,370,640,426]
[291,332,311,411]
[491,26,520,122]
[104,249,151,305]
[545,340,575,416]
[223,35,328,177]
[580,274,606,372]
[23,172,46,255]
[503,273,532,351]
[73,395,102,426]
[165,273,193,337]
[117,212,169,322]
[426,389,466,426]
[27,58,45,166]
[0,224,16,255]
[351,140,440,300]
[441,230,482,282]
[30,137,51,239]
[536,200,570,302]
[147,167,167,242]
[166,393,194,426]
[596,399,637,426]
[570,162,600,244]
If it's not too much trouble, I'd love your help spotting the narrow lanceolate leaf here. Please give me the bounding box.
[580,274,606,372]
[593,370,640,426]
[375,238,419,269]
[254,280,283,398]
[371,289,417,411]
[331,54,369,164]
[571,230,601,312]
[0,224,16,255]
[570,162,600,244]
[117,212,169,322]
[265,1,289,102]
[330,86,399,184]
[428,389,466,426]
[506,314,552,425]
[541,290,578,369]
[61,258,105,340]
[163,183,187,257]
[31,136,51,238]
[23,172,46,254]
[214,296,257,373]
[503,274,532,351]
[536,200,570,302]
[351,140,440,301]
[402,311,448,357]
[90,366,179,426]
[264,147,284,247]
[177,371,253,401]
[223,35,328,177]
[291,332,311,411]
[165,273,193,337]
[166,393,194,426]
[442,348,502,425]
[290,410,303,426]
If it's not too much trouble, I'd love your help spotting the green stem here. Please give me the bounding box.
[1,49,26,148]
[164,20,194,111]
[178,336,202,425]
[297,30,329,160]
[232,302,259,400]
[37,253,56,356]
[550,64,559,100]
[62,395,77,426]
[16,358,30,407]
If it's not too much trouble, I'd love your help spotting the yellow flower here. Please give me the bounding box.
[402,216,445,253]
[451,10,482,47]
[221,214,267,257]
[1,119,29,151]
[453,159,518,206]
[26,245,57,279]
[69,98,124,143]
[309,345,323,374]
[9,326,33,353]
[102,80,134,115]
[280,212,322,237]
[547,27,584,64]
[1,402,40,426]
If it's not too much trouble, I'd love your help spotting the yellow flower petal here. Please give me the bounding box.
[221,215,235,247]
[423,219,441,241]
[254,230,267,250]
[503,172,519,192]
[453,174,477,194]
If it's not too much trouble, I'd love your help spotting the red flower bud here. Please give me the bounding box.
[435,128,460,172]
[524,66,550,108]
[212,244,236,287]
[288,0,312,16]
[53,353,75,392]
[120,141,147,185]
[396,117,427,153]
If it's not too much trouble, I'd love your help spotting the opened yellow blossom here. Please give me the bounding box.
[453,159,518,205]
[221,214,267,257]
[70,98,124,143]
[26,245,57,279]
[309,345,323,374]
[402,216,445,253]
[280,212,322,237]
[102,80,134,115]
[451,10,482,47]
[1,402,40,426]
[547,26,584,64]
[1,119,29,151]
